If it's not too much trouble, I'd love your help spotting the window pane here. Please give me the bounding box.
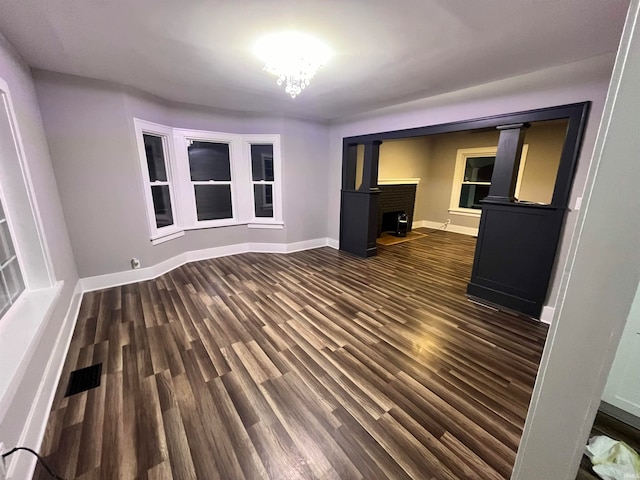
[0,280,10,317]
[464,156,494,182]
[0,221,16,264]
[143,134,167,182]
[3,258,24,300]
[254,184,274,218]
[151,185,174,228]
[194,185,232,221]
[250,144,275,181]
[188,141,231,181]
[459,184,490,209]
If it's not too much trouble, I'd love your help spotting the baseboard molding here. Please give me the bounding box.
[4,281,83,480]
[414,220,479,237]
[80,238,336,292]
[599,401,640,430]
[540,305,555,324]
[327,238,339,249]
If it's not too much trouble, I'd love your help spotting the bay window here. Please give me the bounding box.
[134,120,283,243]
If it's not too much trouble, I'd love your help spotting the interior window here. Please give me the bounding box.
[250,144,275,218]
[459,156,495,209]
[0,196,24,318]
[188,141,233,221]
[143,134,175,229]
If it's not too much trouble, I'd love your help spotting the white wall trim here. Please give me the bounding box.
[0,77,56,288]
[448,145,529,214]
[80,238,336,292]
[539,305,555,324]
[283,238,332,253]
[327,238,339,250]
[0,284,63,410]
[378,177,420,185]
[414,219,479,237]
[448,208,481,218]
[3,281,83,480]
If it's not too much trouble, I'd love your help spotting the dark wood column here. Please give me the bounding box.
[339,140,382,258]
[485,123,529,203]
[469,121,566,319]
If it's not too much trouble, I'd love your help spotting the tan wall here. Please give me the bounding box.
[518,119,568,204]
[377,121,568,231]
[355,144,364,190]
[378,137,431,221]
[423,130,500,230]
[378,137,431,179]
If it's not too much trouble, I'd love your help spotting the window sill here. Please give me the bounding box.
[448,208,482,218]
[248,222,284,230]
[149,221,285,245]
[151,229,185,245]
[0,282,63,405]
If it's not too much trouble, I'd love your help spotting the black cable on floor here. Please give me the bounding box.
[1,446,66,480]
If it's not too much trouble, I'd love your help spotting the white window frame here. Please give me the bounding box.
[133,119,183,245]
[0,75,62,414]
[0,184,26,316]
[134,121,284,241]
[244,135,283,229]
[449,145,529,217]
[173,130,247,229]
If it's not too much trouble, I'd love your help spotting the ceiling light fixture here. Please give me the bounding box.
[254,31,332,99]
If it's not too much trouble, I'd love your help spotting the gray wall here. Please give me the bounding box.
[281,117,330,243]
[34,71,331,278]
[0,32,79,475]
[327,54,614,311]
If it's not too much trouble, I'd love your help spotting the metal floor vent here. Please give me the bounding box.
[65,363,102,397]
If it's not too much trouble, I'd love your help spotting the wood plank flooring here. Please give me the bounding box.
[35,230,549,480]
[576,411,640,479]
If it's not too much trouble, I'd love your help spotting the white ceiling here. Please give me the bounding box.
[0,0,629,121]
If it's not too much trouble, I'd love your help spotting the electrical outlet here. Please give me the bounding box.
[0,441,7,480]
[130,258,141,269]
[445,219,451,226]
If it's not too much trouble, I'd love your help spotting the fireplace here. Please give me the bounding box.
[381,210,404,234]
[377,184,417,237]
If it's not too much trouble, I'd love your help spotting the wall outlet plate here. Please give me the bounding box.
[130,258,141,269]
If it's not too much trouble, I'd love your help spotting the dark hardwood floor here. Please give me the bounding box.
[35,230,549,480]
[576,411,640,479]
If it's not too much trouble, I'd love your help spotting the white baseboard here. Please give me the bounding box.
[80,238,336,292]
[413,220,479,237]
[327,238,339,249]
[540,305,555,324]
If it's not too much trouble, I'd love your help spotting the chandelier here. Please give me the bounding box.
[254,32,332,99]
